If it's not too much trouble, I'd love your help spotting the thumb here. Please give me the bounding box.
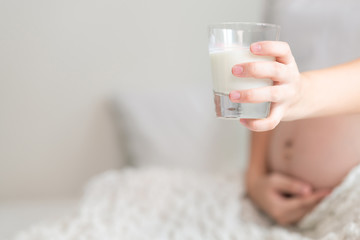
[270,173,312,196]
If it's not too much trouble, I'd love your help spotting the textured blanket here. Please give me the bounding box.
[15,166,360,240]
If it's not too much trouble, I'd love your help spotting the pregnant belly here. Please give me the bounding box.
[268,117,360,190]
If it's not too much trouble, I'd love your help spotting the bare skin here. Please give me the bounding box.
[247,125,360,225]
[246,131,331,225]
[229,41,360,132]
[234,41,360,225]
[269,117,360,190]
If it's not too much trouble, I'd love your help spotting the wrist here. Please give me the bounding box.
[245,168,266,195]
[283,72,312,121]
[245,171,268,209]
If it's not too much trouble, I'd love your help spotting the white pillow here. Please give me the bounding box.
[114,86,249,172]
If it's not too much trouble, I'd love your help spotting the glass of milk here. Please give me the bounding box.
[209,22,280,119]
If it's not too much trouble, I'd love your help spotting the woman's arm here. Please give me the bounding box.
[245,131,270,190]
[290,59,360,120]
[230,41,360,132]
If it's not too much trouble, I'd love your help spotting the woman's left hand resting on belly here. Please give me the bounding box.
[230,41,360,132]
[246,171,330,225]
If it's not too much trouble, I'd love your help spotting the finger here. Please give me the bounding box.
[285,190,330,212]
[279,204,313,225]
[270,173,312,197]
[250,41,294,65]
[232,61,288,82]
[298,190,331,208]
[270,199,312,226]
[229,85,286,103]
[239,103,283,131]
[304,190,331,214]
[279,190,330,225]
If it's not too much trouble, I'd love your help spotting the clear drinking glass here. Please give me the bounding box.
[209,22,280,119]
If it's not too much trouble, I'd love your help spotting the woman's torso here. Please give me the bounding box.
[268,116,360,189]
[265,0,360,189]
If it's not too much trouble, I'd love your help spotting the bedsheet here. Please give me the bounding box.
[13,166,360,239]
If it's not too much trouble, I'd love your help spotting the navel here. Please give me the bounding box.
[283,139,294,161]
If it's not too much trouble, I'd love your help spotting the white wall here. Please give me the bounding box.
[0,0,264,200]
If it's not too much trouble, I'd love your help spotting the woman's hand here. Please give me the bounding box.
[246,172,330,225]
[230,41,303,132]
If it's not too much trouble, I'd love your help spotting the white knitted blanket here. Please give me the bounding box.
[15,166,360,240]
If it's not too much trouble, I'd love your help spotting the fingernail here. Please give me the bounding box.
[232,65,243,75]
[230,91,241,100]
[251,43,262,52]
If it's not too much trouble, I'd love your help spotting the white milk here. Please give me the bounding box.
[210,49,274,94]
